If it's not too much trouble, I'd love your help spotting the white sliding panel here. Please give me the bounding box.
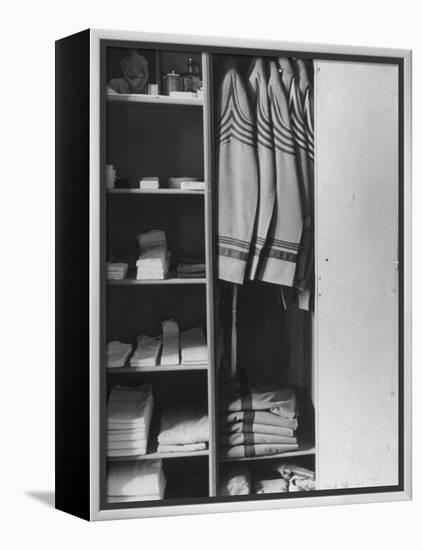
[315,61,399,489]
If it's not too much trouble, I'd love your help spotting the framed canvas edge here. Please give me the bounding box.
[88,29,412,521]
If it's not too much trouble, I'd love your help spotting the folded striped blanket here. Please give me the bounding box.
[221,443,298,459]
[220,410,298,430]
[221,421,294,438]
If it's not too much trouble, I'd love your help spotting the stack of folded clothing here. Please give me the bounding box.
[136,230,170,280]
[219,381,299,458]
[157,404,209,453]
[107,262,128,280]
[107,341,133,368]
[177,259,206,279]
[107,384,154,457]
[107,459,166,503]
[181,327,207,365]
[130,335,162,368]
[160,319,180,366]
[220,464,252,496]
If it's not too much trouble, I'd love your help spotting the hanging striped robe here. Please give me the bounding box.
[247,58,276,280]
[256,61,302,287]
[274,58,313,309]
[217,68,258,284]
[293,58,315,310]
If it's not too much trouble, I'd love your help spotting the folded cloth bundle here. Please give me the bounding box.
[221,410,298,430]
[221,421,295,438]
[221,443,298,459]
[276,463,316,492]
[181,327,207,364]
[221,382,297,417]
[177,260,206,279]
[221,432,297,446]
[130,335,162,368]
[220,381,299,458]
[107,459,166,503]
[107,262,128,280]
[160,319,180,366]
[157,404,209,452]
[107,384,154,457]
[139,177,159,190]
[137,229,166,251]
[254,478,289,494]
[107,341,133,368]
[157,442,207,453]
[136,230,170,280]
[220,464,251,496]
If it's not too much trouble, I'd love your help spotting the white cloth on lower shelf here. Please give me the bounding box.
[158,405,209,445]
[180,327,207,364]
[107,459,166,500]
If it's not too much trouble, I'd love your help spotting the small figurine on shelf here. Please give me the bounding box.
[108,50,149,94]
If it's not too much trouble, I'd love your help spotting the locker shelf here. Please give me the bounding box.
[108,275,206,285]
[107,450,209,461]
[107,363,209,373]
[107,188,205,196]
[108,93,203,107]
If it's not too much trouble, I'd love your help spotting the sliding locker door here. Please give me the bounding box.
[314,61,400,489]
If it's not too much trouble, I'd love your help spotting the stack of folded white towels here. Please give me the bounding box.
[157,404,209,453]
[107,262,128,280]
[107,384,154,457]
[181,327,208,365]
[107,341,133,368]
[136,230,170,280]
[107,459,166,503]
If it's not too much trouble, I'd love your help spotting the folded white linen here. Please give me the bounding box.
[157,442,207,453]
[180,327,207,364]
[107,446,147,457]
[158,405,209,445]
[107,341,133,368]
[107,384,154,428]
[107,429,146,442]
[136,244,167,266]
[130,335,162,367]
[107,459,165,497]
[107,439,148,450]
[160,319,180,365]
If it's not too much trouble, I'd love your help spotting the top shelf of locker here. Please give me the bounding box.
[107,93,204,107]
